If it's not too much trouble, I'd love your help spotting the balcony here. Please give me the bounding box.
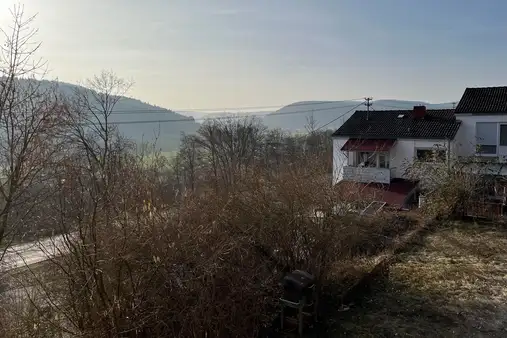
[343,166,391,184]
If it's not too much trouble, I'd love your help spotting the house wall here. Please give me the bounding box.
[389,139,450,178]
[332,137,453,184]
[332,137,348,184]
[453,114,507,160]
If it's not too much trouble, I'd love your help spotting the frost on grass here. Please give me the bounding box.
[335,221,507,337]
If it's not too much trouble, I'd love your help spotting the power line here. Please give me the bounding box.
[315,101,366,132]
[94,103,363,126]
[108,98,366,114]
[373,102,456,110]
[373,102,411,110]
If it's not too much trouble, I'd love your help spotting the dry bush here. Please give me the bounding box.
[0,264,65,338]
[0,150,413,338]
[224,158,414,280]
[405,157,489,220]
[33,159,277,337]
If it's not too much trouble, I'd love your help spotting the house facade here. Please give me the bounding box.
[331,106,462,208]
[331,85,507,211]
[453,87,507,164]
[332,106,461,184]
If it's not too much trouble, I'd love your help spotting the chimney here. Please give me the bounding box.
[412,105,426,119]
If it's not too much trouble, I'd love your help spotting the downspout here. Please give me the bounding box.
[447,138,451,172]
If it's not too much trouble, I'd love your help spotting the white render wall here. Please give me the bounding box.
[453,114,507,159]
[332,114,507,184]
[332,138,348,184]
[389,139,450,178]
[332,137,454,184]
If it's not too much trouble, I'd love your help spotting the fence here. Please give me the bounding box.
[463,201,503,220]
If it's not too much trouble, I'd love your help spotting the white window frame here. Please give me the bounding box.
[500,124,507,147]
[354,152,390,168]
[476,122,498,156]
[378,153,389,168]
[476,145,498,156]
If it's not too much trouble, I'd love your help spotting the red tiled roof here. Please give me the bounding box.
[341,139,396,152]
[335,178,418,207]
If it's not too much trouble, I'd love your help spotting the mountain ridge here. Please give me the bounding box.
[24,79,458,148]
[33,80,201,151]
[263,99,456,132]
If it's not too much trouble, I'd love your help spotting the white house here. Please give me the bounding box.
[454,87,507,164]
[331,105,462,208]
[330,86,507,211]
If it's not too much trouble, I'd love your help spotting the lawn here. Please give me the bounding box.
[330,220,507,337]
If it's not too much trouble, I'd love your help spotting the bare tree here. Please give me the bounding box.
[178,134,200,194]
[305,111,318,134]
[68,70,131,170]
[196,117,266,190]
[26,71,141,336]
[0,5,65,260]
[170,149,184,199]
[263,129,286,175]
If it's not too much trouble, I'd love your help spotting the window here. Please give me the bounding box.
[416,149,431,161]
[355,152,390,168]
[476,122,498,154]
[379,153,389,168]
[358,152,376,167]
[500,125,507,146]
[476,145,497,154]
[416,149,446,162]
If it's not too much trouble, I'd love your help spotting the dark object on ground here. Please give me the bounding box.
[279,270,317,336]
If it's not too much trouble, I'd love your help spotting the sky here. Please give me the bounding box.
[1,0,507,110]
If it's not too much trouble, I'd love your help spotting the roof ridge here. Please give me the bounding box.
[355,108,455,112]
[465,86,507,90]
[332,109,461,140]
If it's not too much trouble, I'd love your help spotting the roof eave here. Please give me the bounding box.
[455,111,507,115]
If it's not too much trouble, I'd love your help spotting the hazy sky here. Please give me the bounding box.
[1,0,506,110]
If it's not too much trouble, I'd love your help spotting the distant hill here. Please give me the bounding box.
[263,100,455,132]
[372,99,454,111]
[177,110,272,123]
[39,79,457,148]
[39,81,200,151]
[263,101,360,133]
[106,98,198,151]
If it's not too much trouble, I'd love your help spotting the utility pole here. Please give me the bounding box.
[365,97,373,120]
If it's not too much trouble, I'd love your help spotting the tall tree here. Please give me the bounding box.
[0,5,65,260]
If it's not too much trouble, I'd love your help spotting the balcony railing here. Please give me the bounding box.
[343,166,391,184]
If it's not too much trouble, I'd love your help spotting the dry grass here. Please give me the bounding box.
[330,220,507,337]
